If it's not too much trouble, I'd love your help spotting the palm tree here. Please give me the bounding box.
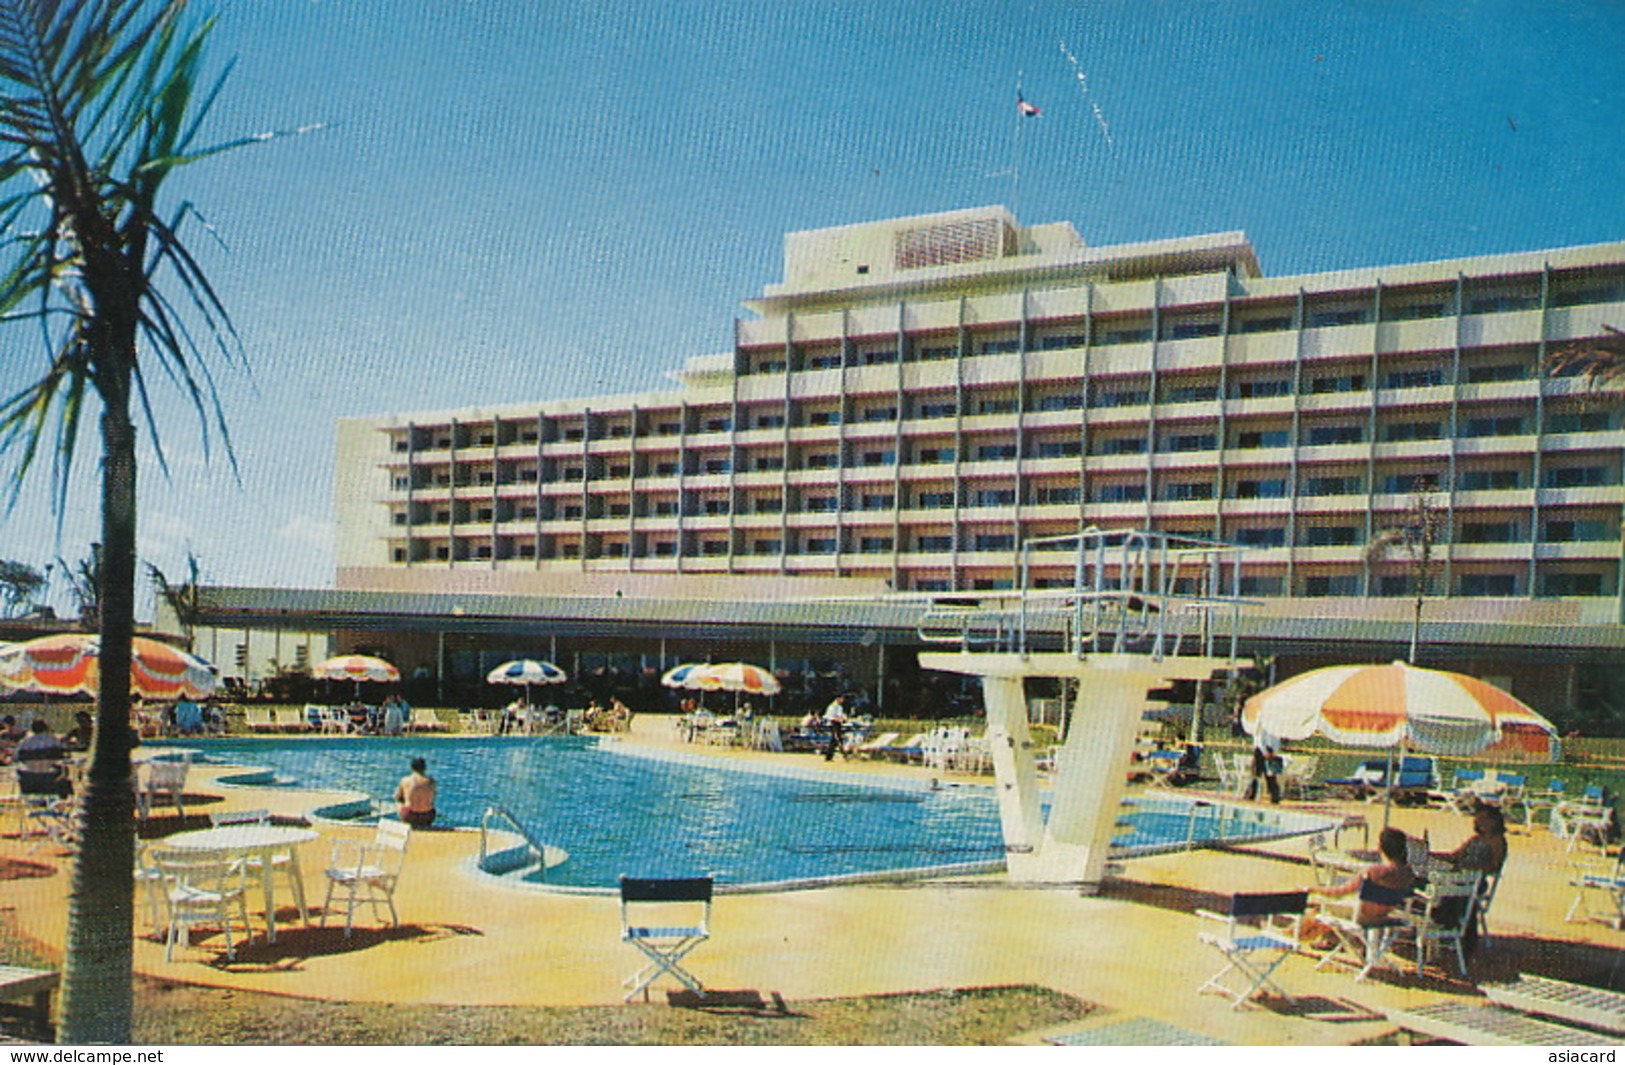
[146,549,200,647]
[1364,493,1443,665]
[0,1,278,1043]
[1546,324,1625,387]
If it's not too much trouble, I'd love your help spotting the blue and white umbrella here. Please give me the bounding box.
[486,659,568,706]
[659,662,708,689]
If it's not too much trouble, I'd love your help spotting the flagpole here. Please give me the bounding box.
[1012,71,1024,216]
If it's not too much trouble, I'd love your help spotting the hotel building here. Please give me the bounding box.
[204,207,1625,716]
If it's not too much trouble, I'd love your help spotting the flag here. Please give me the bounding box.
[1017,93,1041,117]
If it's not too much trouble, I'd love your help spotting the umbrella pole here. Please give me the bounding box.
[1381,743,1400,830]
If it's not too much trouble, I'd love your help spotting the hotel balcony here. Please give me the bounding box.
[1225,331,1298,366]
[1298,322,1377,361]
[1535,540,1622,561]
[1451,542,1533,562]
[1459,309,1543,347]
[1223,395,1295,419]
[1454,433,1538,457]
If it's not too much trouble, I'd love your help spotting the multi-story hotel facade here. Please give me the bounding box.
[216,205,1625,718]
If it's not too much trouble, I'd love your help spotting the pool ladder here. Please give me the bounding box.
[480,805,549,882]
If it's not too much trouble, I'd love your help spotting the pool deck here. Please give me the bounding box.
[4,717,1623,1045]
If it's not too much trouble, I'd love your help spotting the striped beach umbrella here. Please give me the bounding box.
[688,662,781,696]
[659,663,709,689]
[312,654,400,684]
[1242,660,1552,758]
[486,659,568,686]
[0,633,217,701]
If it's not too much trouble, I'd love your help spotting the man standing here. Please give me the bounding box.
[1246,725,1283,804]
[394,756,437,828]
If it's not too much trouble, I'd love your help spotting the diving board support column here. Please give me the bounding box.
[920,652,1231,891]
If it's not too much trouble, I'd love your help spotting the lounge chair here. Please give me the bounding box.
[408,708,447,732]
[619,875,712,1002]
[243,707,277,733]
[884,732,928,764]
[138,759,189,823]
[853,731,899,759]
[1566,850,1625,929]
[1279,754,1319,800]
[274,707,312,733]
[751,718,784,752]
[1194,890,1309,1009]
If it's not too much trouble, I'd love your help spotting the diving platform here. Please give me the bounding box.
[917,529,1257,891]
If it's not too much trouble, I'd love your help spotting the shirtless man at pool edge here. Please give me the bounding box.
[395,756,437,828]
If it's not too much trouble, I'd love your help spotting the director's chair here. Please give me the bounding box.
[619,875,713,1002]
[1194,890,1309,1009]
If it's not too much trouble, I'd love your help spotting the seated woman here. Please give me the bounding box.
[1302,827,1416,946]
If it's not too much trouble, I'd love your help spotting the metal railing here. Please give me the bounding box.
[479,804,549,881]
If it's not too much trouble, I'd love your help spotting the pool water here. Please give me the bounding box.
[183,736,1007,889]
[174,737,1334,890]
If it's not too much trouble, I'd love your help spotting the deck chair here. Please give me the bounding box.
[619,875,712,1002]
[211,809,307,930]
[151,847,254,961]
[138,759,189,823]
[753,718,784,752]
[243,707,276,732]
[1566,851,1625,930]
[853,731,898,759]
[321,820,411,937]
[1402,869,1482,977]
[408,708,446,732]
[1280,755,1319,800]
[1194,890,1308,1009]
[1312,878,1415,981]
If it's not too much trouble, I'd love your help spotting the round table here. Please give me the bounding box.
[162,824,319,941]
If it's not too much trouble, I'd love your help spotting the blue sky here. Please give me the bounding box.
[3,0,1624,615]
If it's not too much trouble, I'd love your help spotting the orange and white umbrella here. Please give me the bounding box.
[673,662,781,696]
[313,654,400,684]
[0,633,216,701]
[1242,660,1556,759]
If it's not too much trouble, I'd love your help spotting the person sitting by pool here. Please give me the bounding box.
[0,715,24,764]
[15,719,72,798]
[609,698,632,732]
[1300,826,1416,947]
[1431,803,1507,953]
[394,756,437,828]
[62,710,95,751]
[173,698,204,736]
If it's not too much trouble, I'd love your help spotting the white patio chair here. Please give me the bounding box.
[1311,878,1415,982]
[321,820,411,937]
[210,809,306,929]
[1566,851,1625,930]
[138,758,190,823]
[1194,890,1308,1009]
[151,847,254,962]
[619,875,712,1002]
[1401,869,1482,977]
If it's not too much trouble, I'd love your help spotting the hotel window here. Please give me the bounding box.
[1384,368,1445,389]
[1162,433,1216,453]
[1232,478,1288,499]
[973,489,1016,507]
[861,493,894,511]
[755,455,784,471]
[917,345,956,361]
[518,505,537,520]
[861,349,898,365]
[1039,333,1088,350]
[563,505,583,520]
[1038,392,1084,411]
[1233,527,1285,547]
[433,509,451,524]
[703,417,732,433]
[916,447,955,465]
[1163,482,1214,502]
[916,535,955,552]
[1385,421,1442,442]
[1302,475,1362,496]
[519,428,539,443]
[803,538,837,555]
[656,422,681,435]
[1375,574,1416,597]
[804,495,839,513]
[753,538,781,554]
[756,413,786,429]
[1308,307,1370,328]
[517,543,536,559]
[392,512,408,526]
[1380,472,1441,494]
[1096,437,1147,456]
[475,507,493,522]
[860,450,896,466]
[862,406,898,422]
[1543,519,1612,542]
[604,542,628,558]
[1035,485,1080,505]
[1308,373,1365,394]
[1464,362,1526,383]
[653,541,677,557]
[434,546,450,560]
[1164,320,1222,341]
[1091,388,1149,408]
[859,536,894,553]
[609,464,631,478]
[1461,416,1524,438]
[562,467,584,480]
[1460,468,1520,491]
[1383,301,1447,321]
[1231,378,1292,399]
[1459,573,1517,596]
[701,540,728,556]
[392,476,411,490]
[976,443,1017,461]
[703,499,730,515]
[754,497,782,514]
[1035,440,1082,458]
[1162,383,1219,404]
[917,400,957,419]
[1545,465,1610,488]
[1305,425,1363,446]
[1235,429,1289,449]
[805,453,839,469]
[972,397,1018,415]
[1462,523,1521,546]
[703,459,731,475]
[1541,572,1610,596]
[519,468,539,483]
[1467,292,1540,314]
[978,339,1021,355]
[392,548,407,563]
[1232,314,1293,334]
[653,501,679,516]
[1093,483,1146,503]
[917,490,955,509]
[914,577,952,591]
[1097,326,1153,345]
[559,543,580,559]
[1238,575,1285,596]
[1545,411,1614,434]
[806,354,843,370]
[808,410,842,426]
[1302,574,1360,596]
[563,429,584,442]
[973,533,1015,551]
[1301,525,1357,546]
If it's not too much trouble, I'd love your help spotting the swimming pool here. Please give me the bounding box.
[172,737,1335,890]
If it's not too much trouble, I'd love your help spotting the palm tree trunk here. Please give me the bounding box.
[57,375,137,1045]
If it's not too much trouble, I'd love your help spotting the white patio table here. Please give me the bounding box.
[162,824,318,942]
